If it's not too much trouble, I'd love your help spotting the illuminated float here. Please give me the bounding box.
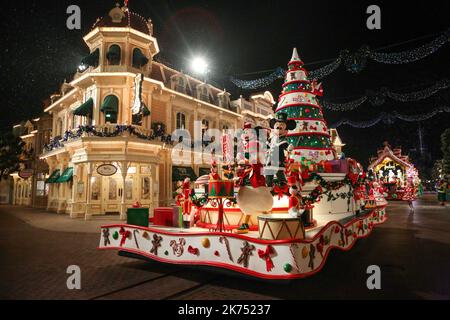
[98,49,388,279]
[368,142,419,200]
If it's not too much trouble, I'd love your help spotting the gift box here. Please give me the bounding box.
[127,208,150,227]
[153,207,180,227]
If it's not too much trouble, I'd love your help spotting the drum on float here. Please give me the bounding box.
[258,214,305,240]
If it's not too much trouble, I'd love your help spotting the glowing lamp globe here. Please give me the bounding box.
[191,57,208,74]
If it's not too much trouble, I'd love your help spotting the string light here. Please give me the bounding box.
[230,30,450,89]
[229,67,285,90]
[369,32,449,64]
[321,78,450,111]
[331,105,450,128]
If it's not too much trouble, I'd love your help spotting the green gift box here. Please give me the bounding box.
[127,208,150,227]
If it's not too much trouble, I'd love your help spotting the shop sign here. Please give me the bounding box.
[97,164,118,177]
[19,169,34,179]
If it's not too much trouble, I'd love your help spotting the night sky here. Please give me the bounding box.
[1,0,449,167]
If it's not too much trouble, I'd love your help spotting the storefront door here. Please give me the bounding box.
[102,176,122,214]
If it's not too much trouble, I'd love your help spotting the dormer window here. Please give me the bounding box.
[197,84,210,103]
[106,44,121,65]
[218,91,231,109]
[171,74,187,94]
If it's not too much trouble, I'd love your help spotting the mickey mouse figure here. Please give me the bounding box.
[264,112,296,188]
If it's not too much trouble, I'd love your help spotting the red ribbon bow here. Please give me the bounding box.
[273,184,289,200]
[119,227,131,247]
[258,245,275,272]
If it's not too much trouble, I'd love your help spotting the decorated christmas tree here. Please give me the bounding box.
[276,48,336,163]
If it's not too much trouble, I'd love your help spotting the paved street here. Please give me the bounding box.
[0,194,449,300]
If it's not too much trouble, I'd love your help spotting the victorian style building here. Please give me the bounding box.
[38,4,274,220]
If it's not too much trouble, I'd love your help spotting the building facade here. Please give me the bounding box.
[39,4,273,220]
[10,114,52,207]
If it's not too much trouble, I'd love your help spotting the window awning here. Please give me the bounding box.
[81,48,99,67]
[45,170,61,184]
[172,166,197,182]
[133,48,149,68]
[56,167,74,183]
[100,95,119,113]
[142,103,151,117]
[106,45,121,61]
[73,98,93,116]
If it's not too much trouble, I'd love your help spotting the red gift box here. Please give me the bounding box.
[153,207,179,227]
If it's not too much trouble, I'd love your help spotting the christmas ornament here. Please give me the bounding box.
[283,263,293,273]
[201,238,211,248]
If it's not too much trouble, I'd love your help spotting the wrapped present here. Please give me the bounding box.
[127,208,149,227]
[153,207,179,227]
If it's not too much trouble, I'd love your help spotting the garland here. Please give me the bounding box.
[229,67,285,90]
[44,125,174,153]
[331,105,450,128]
[301,173,365,210]
[229,30,449,89]
[322,79,450,111]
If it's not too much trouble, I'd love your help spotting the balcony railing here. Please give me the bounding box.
[43,125,174,154]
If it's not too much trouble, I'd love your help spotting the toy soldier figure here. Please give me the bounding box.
[265,113,296,188]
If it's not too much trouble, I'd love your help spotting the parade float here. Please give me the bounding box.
[368,142,419,200]
[98,49,388,279]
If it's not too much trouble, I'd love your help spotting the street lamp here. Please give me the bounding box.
[190,57,208,76]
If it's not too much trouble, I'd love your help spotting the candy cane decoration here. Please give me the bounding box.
[133,229,140,249]
[219,236,233,262]
[289,243,301,272]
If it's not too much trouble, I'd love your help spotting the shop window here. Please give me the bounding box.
[91,177,101,201]
[125,179,133,200]
[141,177,151,200]
[109,178,117,200]
[36,180,45,197]
[140,166,151,174]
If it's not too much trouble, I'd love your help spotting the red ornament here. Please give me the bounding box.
[214,251,220,257]
[188,246,200,256]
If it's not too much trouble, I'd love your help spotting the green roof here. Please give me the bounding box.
[55,167,73,183]
[73,98,93,116]
[45,170,61,184]
[172,166,197,182]
[100,95,119,113]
